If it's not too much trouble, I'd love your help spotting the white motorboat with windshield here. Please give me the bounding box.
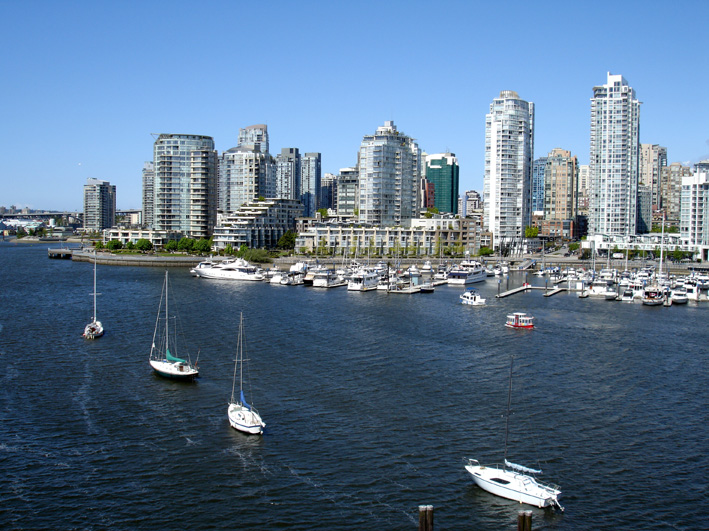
[347,268,379,291]
[460,288,486,305]
[464,358,563,511]
[670,286,689,304]
[312,269,347,288]
[192,258,264,281]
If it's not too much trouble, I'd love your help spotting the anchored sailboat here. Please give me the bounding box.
[464,358,563,511]
[149,271,199,380]
[83,249,104,339]
[227,312,265,435]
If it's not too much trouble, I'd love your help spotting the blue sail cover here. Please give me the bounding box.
[166,348,186,364]
[240,390,251,411]
[505,459,542,475]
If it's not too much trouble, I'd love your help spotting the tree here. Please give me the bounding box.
[195,238,212,254]
[136,238,153,252]
[94,241,104,250]
[16,226,27,238]
[317,208,329,219]
[177,237,195,252]
[277,230,296,250]
[106,239,123,251]
[126,241,135,250]
[478,246,494,256]
[525,226,539,238]
[224,244,234,256]
[164,240,177,252]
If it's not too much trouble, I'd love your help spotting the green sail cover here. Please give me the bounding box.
[166,348,186,364]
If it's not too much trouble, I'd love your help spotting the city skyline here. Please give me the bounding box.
[2,1,709,211]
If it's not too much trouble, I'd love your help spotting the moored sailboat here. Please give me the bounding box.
[228,312,266,435]
[149,271,199,380]
[83,249,104,339]
[464,358,563,511]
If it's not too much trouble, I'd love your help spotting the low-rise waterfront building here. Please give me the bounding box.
[294,215,482,257]
[212,198,302,251]
[102,228,183,248]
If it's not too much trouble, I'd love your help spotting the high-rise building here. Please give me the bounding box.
[83,178,116,231]
[153,134,217,239]
[661,162,691,223]
[320,173,337,211]
[637,184,652,233]
[460,190,482,217]
[589,72,641,236]
[276,148,301,200]
[577,165,590,216]
[300,152,322,217]
[335,167,358,219]
[532,157,548,213]
[357,121,421,226]
[544,149,577,221]
[639,144,667,209]
[680,161,709,247]
[219,125,276,214]
[425,153,459,214]
[142,162,154,228]
[237,124,269,154]
[483,90,535,249]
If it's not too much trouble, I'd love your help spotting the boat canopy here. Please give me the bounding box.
[505,460,542,475]
[166,348,186,364]
[240,390,251,411]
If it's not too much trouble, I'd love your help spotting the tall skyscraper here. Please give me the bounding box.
[639,144,667,210]
[335,167,358,219]
[300,152,322,217]
[153,134,217,239]
[425,153,459,214]
[589,72,641,236]
[661,162,692,222]
[142,162,154,228]
[483,91,535,248]
[357,121,421,226]
[83,178,116,231]
[276,148,301,200]
[531,157,548,213]
[219,125,275,214]
[544,148,578,222]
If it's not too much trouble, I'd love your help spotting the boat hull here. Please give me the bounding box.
[228,403,265,435]
[150,359,198,380]
[83,321,104,339]
[464,462,561,509]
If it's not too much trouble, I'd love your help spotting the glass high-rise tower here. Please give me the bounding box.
[589,72,641,236]
[425,153,459,214]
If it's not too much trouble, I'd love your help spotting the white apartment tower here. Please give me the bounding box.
[483,91,535,249]
[83,178,116,231]
[681,161,709,248]
[142,162,154,227]
[219,125,276,214]
[153,134,218,239]
[357,121,421,226]
[589,73,641,236]
[639,143,667,209]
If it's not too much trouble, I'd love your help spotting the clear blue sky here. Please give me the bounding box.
[2,0,708,211]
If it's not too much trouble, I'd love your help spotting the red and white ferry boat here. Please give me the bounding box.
[505,312,534,329]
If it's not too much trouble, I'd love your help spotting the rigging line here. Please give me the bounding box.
[504,355,514,464]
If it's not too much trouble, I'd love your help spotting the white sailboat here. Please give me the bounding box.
[83,249,104,339]
[149,271,199,380]
[464,358,563,511]
[228,312,266,435]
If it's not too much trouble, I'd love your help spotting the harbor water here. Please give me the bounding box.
[1,242,707,530]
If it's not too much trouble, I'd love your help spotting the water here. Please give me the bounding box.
[1,242,708,529]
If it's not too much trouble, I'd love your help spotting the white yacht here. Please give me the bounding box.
[347,268,379,291]
[192,258,264,281]
[312,269,347,288]
[460,288,486,305]
[670,286,689,304]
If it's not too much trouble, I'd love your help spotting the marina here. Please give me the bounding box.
[2,241,709,530]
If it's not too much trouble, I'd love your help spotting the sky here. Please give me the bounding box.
[2,0,708,212]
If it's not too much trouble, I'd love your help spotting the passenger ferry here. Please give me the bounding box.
[505,312,534,329]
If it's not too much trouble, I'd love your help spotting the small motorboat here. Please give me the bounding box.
[460,288,486,305]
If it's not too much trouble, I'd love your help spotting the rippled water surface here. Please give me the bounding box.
[1,242,708,529]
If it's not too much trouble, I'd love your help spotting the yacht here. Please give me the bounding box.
[670,286,689,304]
[347,268,379,291]
[642,286,665,306]
[191,258,264,281]
[312,269,347,288]
[460,288,486,305]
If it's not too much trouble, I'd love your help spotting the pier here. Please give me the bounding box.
[47,248,73,259]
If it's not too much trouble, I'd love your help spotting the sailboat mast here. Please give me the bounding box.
[164,271,169,354]
[93,250,97,322]
[239,312,244,398]
[504,357,514,464]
